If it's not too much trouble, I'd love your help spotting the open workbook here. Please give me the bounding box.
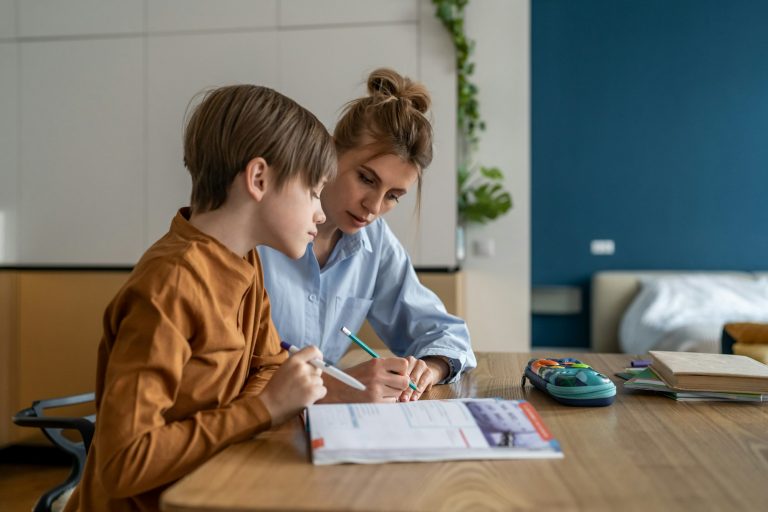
[306,398,563,465]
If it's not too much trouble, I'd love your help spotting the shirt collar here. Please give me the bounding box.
[172,207,256,286]
[322,225,373,268]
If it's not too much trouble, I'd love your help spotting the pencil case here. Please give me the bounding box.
[521,357,616,407]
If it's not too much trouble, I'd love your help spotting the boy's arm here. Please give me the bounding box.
[94,295,273,499]
[245,289,287,396]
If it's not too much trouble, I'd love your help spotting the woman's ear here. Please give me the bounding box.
[244,157,269,201]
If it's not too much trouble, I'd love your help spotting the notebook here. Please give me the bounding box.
[306,398,563,465]
[649,351,768,394]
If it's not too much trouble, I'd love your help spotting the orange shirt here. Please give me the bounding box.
[65,208,287,512]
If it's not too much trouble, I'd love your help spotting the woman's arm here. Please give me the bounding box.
[366,220,477,383]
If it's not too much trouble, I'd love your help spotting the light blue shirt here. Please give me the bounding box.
[257,218,476,383]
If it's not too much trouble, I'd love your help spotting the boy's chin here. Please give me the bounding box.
[264,241,309,260]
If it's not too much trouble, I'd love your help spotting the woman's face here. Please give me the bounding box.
[321,148,419,234]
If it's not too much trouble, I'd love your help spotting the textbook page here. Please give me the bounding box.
[307,399,563,465]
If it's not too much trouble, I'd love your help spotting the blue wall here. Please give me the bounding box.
[532,0,768,348]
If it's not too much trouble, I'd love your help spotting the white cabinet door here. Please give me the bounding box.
[146,31,280,244]
[18,0,143,37]
[20,38,145,264]
[0,42,18,263]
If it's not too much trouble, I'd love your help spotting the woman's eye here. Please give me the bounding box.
[387,194,400,203]
[359,173,374,185]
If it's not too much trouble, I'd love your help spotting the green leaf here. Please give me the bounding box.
[480,166,503,180]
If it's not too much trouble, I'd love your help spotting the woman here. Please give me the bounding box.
[259,68,475,403]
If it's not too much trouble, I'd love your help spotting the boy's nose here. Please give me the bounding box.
[314,208,326,225]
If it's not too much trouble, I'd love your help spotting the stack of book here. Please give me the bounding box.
[620,351,768,402]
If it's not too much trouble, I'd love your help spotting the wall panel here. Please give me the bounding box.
[0,42,18,263]
[0,0,15,39]
[146,31,280,243]
[20,38,145,264]
[18,0,143,37]
[148,0,278,32]
[279,0,418,26]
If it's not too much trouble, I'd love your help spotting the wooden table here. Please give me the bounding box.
[161,353,768,511]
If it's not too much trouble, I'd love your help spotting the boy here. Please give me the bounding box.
[64,84,336,511]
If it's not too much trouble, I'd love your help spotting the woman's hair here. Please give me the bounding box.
[184,84,337,213]
[334,68,433,204]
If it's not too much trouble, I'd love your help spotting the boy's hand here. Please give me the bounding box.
[398,356,449,402]
[319,357,410,403]
[258,346,327,425]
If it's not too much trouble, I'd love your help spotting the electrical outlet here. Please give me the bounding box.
[590,239,615,256]
[473,238,496,257]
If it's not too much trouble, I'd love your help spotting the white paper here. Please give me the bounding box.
[307,399,563,465]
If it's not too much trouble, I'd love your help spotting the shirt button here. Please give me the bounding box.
[309,293,317,302]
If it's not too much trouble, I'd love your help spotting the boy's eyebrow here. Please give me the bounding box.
[360,164,408,195]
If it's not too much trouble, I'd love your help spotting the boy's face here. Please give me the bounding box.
[321,149,419,234]
[261,175,327,259]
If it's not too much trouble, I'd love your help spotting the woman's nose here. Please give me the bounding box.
[362,193,383,217]
[314,207,326,225]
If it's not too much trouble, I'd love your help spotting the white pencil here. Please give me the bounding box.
[280,341,366,391]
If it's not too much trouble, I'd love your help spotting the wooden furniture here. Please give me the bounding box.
[161,352,768,511]
[0,270,129,445]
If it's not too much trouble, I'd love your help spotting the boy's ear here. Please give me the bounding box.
[244,157,269,201]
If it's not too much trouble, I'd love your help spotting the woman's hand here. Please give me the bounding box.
[318,357,410,403]
[398,356,449,402]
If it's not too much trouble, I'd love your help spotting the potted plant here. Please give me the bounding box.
[432,0,513,259]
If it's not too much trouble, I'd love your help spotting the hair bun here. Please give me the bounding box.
[367,68,431,114]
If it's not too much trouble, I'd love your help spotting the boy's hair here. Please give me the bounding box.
[184,84,337,213]
[333,68,433,206]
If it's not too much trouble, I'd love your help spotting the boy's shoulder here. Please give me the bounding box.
[122,216,259,304]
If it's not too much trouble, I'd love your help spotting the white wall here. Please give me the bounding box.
[463,0,531,351]
[0,0,456,268]
[0,0,532,348]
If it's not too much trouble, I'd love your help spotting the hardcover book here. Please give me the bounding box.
[649,351,768,394]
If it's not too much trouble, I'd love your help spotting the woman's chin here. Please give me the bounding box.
[339,224,363,235]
